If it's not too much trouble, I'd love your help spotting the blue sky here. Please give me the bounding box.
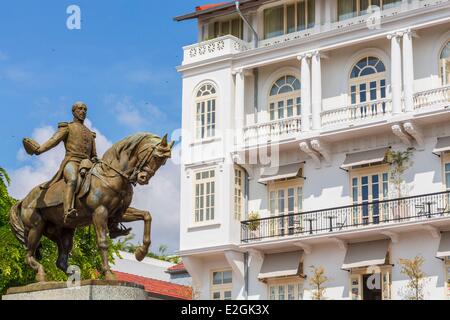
[0,0,201,165]
[0,0,203,254]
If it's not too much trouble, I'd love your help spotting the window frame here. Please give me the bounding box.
[268,178,304,237]
[349,56,387,106]
[349,164,390,225]
[440,40,450,86]
[267,277,304,300]
[268,75,302,121]
[234,166,244,221]
[194,83,217,141]
[209,15,244,40]
[263,0,315,40]
[193,169,216,225]
[211,269,233,300]
[337,0,402,21]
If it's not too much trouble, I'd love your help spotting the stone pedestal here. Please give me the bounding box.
[2,280,148,300]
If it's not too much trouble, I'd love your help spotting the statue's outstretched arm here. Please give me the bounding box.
[36,123,69,155]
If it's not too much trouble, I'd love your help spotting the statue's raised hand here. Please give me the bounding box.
[23,138,41,156]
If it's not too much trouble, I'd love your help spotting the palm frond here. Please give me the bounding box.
[0,167,11,187]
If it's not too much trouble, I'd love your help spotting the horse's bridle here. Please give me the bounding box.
[128,140,163,186]
[90,139,163,195]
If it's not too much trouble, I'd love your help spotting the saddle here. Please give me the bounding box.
[33,160,94,209]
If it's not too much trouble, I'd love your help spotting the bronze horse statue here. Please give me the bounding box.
[9,132,174,282]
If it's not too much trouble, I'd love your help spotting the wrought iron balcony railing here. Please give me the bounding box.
[241,191,450,243]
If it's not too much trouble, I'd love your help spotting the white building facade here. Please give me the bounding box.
[175,0,450,300]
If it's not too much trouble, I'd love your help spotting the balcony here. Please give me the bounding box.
[243,116,302,146]
[241,85,450,148]
[183,35,251,65]
[414,84,450,111]
[321,98,392,129]
[241,191,450,243]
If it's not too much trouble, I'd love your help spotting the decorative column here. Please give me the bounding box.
[402,29,414,113]
[311,51,322,131]
[235,69,245,149]
[388,33,403,115]
[298,54,312,132]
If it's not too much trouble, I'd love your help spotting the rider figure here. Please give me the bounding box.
[31,102,98,222]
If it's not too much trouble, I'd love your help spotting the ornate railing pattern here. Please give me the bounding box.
[243,116,302,146]
[414,85,450,110]
[241,191,450,243]
[183,35,251,64]
[321,98,392,128]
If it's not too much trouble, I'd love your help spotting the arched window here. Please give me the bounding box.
[440,41,450,85]
[195,83,217,139]
[268,75,301,121]
[349,56,387,105]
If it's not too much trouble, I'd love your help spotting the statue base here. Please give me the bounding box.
[2,280,148,300]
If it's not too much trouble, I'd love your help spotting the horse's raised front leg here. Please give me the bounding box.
[92,205,116,281]
[120,207,152,261]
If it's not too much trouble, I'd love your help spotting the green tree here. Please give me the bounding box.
[0,167,122,295]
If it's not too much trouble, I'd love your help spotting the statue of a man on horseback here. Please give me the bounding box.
[24,101,98,223]
[12,103,174,282]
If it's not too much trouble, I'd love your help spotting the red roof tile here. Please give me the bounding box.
[196,2,229,11]
[167,262,187,272]
[114,271,192,300]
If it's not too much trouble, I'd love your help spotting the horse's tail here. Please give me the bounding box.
[9,201,26,246]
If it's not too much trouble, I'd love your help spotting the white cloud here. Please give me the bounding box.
[104,95,165,130]
[10,124,180,254]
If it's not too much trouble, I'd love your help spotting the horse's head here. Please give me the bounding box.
[102,132,175,186]
[134,134,174,186]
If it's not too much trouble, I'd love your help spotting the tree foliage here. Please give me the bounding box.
[0,167,123,295]
[309,265,329,300]
[386,148,414,198]
[399,255,427,300]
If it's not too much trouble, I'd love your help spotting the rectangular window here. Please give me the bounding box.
[196,99,216,140]
[234,167,244,221]
[269,179,304,237]
[351,168,389,225]
[211,18,243,40]
[338,0,401,21]
[351,85,357,105]
[211,270,233,300]
[264,1,315,39]
[269,280,304,300]
[264,5,284,39]
[195,170,215,223]
[338,0,357,21]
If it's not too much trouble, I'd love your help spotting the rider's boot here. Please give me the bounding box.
[63,181,78,223]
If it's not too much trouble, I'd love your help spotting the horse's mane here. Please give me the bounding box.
[102,132,161,164]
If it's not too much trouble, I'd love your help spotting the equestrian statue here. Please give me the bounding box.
[9,102,174,282]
